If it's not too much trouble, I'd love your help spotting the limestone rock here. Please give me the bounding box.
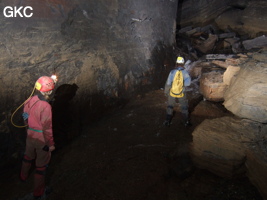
[194,34,218,54]
[189,65,202,79]
[223,65,240,86]
[241,1,267,37]
[186,61,203,79]
[190,116,267,199]
[211,60,228,69]
[191,100,233,125]
[252,50,267,62]
[199,71,227,102]
[215,1,267,37]
[243,35,267,50]
[223,57,267,123]
[215,9,243,34]
[190,116,267,178]
[190,117,246,178]
[246,143,267,200]
[225,57,244,66]
[212,57,245,68]
[178,0,233,27]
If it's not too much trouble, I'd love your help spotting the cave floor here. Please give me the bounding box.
[1,89,263,200]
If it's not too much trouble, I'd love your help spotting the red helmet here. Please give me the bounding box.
[35,76,55,92]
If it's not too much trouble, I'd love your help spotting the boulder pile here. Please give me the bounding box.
[187,47,267,199]
[177,14,267,198]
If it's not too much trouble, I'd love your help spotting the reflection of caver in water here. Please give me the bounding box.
[20,76,56,199]
[163,56,192,127]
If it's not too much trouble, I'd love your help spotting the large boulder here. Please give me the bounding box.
[197,56,245,102]
[190,116,267,199]
[199,70,226,102]
[215,1,267,37]
[246,143,267,200]
[223,51,267,123]
[190,116,248,178]
[193,34,218,54]
[190,100,233,125]
[223,65,240,86]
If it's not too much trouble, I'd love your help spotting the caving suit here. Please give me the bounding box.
[20,94,54,197]
[164,67,191,124]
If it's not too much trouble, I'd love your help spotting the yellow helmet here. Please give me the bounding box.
[176,56,184,64]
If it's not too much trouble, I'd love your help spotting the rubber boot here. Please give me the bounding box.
[163,114,172,127]
[33,166,46,198]
[182,113,191,127]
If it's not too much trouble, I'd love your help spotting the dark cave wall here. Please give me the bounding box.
[0,0,178,167]
[177,0,232,27]
[177,0,260,28]
[177,0,267,37]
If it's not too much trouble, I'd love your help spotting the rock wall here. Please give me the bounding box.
[177,0,232,27]
[215,1,267,37]
[0,0,178,168]
[178,0,267,37]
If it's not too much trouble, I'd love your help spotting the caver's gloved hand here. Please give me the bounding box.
[164,85,171,97]
[22,112,29,121]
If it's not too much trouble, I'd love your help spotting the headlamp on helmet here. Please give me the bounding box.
[51,75,58,83]
[176,56,184,64]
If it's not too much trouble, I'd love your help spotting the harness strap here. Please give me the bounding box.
[170,89,183,96]
[28,127,43,133]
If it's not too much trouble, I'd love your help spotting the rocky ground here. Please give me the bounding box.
[0,89,263,200]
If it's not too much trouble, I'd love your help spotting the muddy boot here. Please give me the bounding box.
[33,166,46,199]
[34,187,52,200]
[163,120,171,127]
[184,120,192,127]
[181,112,191,127]
[163,114,172,127]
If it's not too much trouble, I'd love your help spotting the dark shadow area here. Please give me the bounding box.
[176,0,184,31]
[150,41,176,89]
[51,83,79,149]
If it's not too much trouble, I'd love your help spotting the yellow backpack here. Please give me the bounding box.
[170,70,184,98]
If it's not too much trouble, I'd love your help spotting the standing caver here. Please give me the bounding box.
[20,76,56,199]
[163,56,192,127]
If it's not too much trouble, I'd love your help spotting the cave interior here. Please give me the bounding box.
[0,0,267,200]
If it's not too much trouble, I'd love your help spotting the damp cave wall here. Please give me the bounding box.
[0,0,179,168]
[177,0,237,27]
